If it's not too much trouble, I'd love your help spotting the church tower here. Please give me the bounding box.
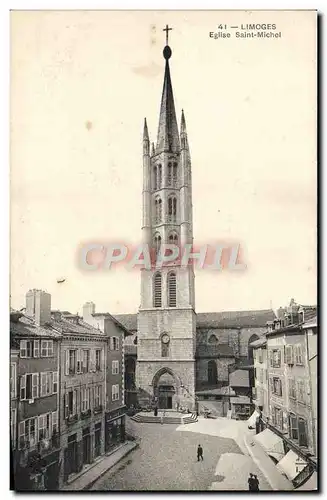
[136,27,196,410]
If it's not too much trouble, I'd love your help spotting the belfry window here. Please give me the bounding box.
[154,197,162,224]
[168,232,178,246]
[153,164,162,191]
[154,233,161,256]
[168,272,177,307]
[153,272,162,308]
[167,162,178,187]
[167,195,177,223]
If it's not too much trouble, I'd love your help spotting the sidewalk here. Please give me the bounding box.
[243,433,293,491]
[62,440,138,491]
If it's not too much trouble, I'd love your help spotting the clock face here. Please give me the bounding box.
[162,334,170,344]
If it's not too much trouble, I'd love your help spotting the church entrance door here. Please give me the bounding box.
[158,385,174,409]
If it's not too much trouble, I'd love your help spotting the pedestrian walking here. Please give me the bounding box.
[197,444,203,461]
[253,474,260,491]
[248,473,255,491]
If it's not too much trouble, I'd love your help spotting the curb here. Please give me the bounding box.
[84,441,139,490]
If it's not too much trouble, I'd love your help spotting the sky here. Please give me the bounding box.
[10,10,317,315]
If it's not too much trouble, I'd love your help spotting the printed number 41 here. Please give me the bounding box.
[218,24,227,29]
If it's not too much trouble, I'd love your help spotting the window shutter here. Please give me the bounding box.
[73,390,77,416]
[20,340,27,358]
[90,350,95,372]
[64,394,68,419]
[53,372,58,394]
[116,338,119,351]
[298,344,303,364]
[33,340,40,358]
[18,421,25,447]
[76,350,81,373]
[109,337,114,351]
[269,350,273,367]
[20,375,26,400]
[294,345,299,364]
[32,373,39,399]
[52,411,58,432]
[40,372,47,397]
[65,350,69,375]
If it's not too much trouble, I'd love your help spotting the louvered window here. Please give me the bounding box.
[168,272,177,307]
[153,273,162,308]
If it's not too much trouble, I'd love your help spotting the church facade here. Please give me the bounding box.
[117,34,275,411]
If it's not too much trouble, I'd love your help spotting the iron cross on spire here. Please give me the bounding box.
[163,24,173,45]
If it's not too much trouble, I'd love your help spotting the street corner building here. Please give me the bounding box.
[250,300,318,489]
[10,290,131,491]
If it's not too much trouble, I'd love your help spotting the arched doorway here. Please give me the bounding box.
[152,368,179,410]
[208,360,218,385]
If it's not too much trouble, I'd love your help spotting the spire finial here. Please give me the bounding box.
[143,117,149,141]
[163,24,173,60]
[163,24,172,46]
[181,109,186,133]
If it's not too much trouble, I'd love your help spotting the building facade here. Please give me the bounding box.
[82,302,131,455]
[10,290,61,491]
[54,311,108,487]
[251,300,318,487]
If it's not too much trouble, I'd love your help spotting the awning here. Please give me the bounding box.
[296,472,318,491]
[277,450,307,481]
[254,428,285,461]
[247,410,260,428]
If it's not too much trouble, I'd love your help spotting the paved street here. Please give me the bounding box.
[91,418,271,491]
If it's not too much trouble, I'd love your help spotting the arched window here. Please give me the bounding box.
[208,334,218,344]
[167,272,177,307]
[167,162,178,187]
[167,195,177,223]
[168,232,178,246]
[153,272,162,308]
[154,197,162,224]
[153,164,162,191]
[154,233,161,256]
[173,162,178,186]
[208,360,218,385]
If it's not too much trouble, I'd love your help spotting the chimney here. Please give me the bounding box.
[26,289,51,325]
[35,290,51,326]
[83,302,95,320]
[26,289,37,317]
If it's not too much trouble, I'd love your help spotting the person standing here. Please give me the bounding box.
[248,473,255,491]
[197,444,203,461]
[253,474,260,491]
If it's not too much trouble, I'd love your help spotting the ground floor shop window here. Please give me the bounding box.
[94,423,102,458]
[105,417,125,452]
[66,434,78,476]
[82,427,91,465]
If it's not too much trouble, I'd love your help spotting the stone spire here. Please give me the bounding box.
[156,44,180,154]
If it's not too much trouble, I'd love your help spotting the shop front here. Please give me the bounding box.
[105,408,126,453]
